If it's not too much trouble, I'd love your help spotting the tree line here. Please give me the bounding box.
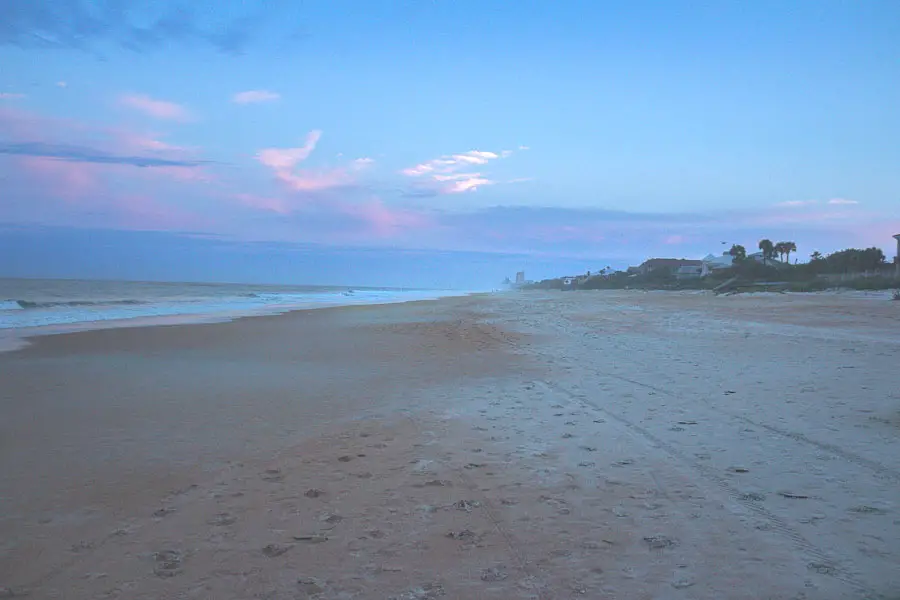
[526,242,893,291]
[727,239,797,264]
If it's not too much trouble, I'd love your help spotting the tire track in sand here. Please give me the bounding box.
[539,379,876,598]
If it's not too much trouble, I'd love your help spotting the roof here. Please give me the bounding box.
[640,258,703,269]
[703,254,734,267]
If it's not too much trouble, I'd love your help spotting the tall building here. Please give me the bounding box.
[893,234,900,276]
[515,271,525,285]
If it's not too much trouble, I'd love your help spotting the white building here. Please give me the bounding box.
[701,253,734,276]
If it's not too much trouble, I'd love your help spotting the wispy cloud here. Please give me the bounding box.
[232,90,281,104]
[402,148,519,195]
[0,142,207,168]
[0,0,295,55]
[776,200,818,207]
[257,130,322,170]
[776,198,860,208]
[402,150,499,177]
[120,94,190,121]
[255,131,374,195]
[0,93,25,100]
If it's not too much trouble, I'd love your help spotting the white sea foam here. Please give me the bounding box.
[0,279,473,331]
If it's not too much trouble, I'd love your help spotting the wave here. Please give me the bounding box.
[7,299,150,310]
[0,300,23,311]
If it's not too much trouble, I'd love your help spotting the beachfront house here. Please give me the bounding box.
[701,253,734,276]
[675,264,703,279]
[638,258,703,276]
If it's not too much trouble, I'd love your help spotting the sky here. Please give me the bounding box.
[1,0,899,286]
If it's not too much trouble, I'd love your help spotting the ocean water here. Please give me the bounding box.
[0,278,468,331]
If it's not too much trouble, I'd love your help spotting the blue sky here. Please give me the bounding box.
[1,0,898,285]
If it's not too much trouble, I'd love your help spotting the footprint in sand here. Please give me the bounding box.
[643,535,676,549]
[262,469,284,482]
[480,566,509,582]
[261,543,293,557]
[152,550,184,577]
[207,513,236,526]
[297,577,325,596]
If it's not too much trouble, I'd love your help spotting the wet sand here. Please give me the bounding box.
[1,291,898,599]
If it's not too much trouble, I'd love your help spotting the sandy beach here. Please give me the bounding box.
[1,291,898,599]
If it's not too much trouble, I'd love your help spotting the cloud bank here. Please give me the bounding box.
[0,141,207,168]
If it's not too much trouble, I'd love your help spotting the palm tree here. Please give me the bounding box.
[758,239,774,265]
[728,244,747,261]
[773,242,783,262]
[782,241,797,264]
[810,251,823,261]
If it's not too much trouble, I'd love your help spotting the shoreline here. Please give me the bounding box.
[0,291,485,353]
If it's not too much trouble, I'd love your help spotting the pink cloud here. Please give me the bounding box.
[257,130,321,170]
[342,199,432,237]
[235,193,293,214]
[114,131,186,154]
[0,105,83,139]
[776,199,818,207]
[20,156,98,201]
[6,155,205,231]
[232,90,281,104]
[257,131,364,193]
[120,94,190,121]
[276,169,350,192]
[110,194,208,231]
[775,198,860,208]
[0,106,215,233]
[664,234,686,245]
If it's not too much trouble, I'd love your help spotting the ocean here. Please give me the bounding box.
[0,278,469,331]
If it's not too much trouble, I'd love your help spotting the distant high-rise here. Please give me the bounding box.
[893,234,900,276]
[515,271,525,285]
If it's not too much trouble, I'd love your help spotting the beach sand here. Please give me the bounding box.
[1,291,898,599]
